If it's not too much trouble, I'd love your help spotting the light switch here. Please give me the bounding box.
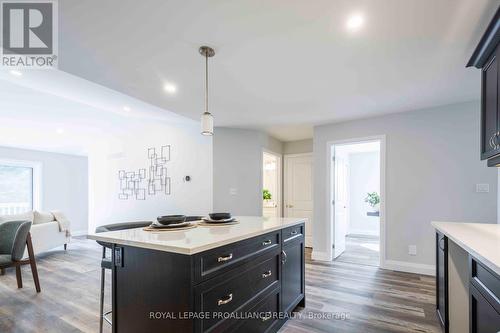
[476,184,490,193]
[229,188,238,195]
[408,245,417,256]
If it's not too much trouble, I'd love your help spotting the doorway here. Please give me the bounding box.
[262,151,281,218]
[284,153,313,248]
[329,139,383,267]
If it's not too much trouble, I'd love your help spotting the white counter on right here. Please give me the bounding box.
[431,221,500,276]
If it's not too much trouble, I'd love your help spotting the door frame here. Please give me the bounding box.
[262,149,282,217]
[326,135,386,268]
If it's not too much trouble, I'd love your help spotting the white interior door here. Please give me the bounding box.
[333,153,348,258]
[285,154,313,247]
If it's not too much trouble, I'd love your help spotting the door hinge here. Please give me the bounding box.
[332,200,335,205]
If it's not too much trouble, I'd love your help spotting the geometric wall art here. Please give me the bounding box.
[147,145,171,196]
[118,169,147,200]
[118,145,171,200]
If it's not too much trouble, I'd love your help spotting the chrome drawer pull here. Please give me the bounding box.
[217,293,233,306]
[262,313,272,322]
[262,270,272,278]
[262,240,272,246]
[291,230,298,235]
[218,253,233,262]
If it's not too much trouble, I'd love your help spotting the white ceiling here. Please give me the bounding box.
[0,70,195,155]
[55,0,498,141]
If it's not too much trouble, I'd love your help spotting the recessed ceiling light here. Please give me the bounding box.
[9,70,22,76]
[346,14,364,31]
[56,128,64,134]
[163,83,177,94]
[123,106,131,112]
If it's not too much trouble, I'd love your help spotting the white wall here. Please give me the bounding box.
[313,101,497,271]
[348,151,380,236]
[213,128,283,215]
[0,146,88,234]
[283,139,313,154]
[88,120,212,233]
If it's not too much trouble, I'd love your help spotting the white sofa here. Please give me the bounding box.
[0,211,71,257]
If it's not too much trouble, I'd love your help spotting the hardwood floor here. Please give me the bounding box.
[280,248,440,333]
[0,238,440,333]
[0,237,112,333]
[335,235,380,267]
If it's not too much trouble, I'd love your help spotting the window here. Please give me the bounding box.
[0,160,41,215]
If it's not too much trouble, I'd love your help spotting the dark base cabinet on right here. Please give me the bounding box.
[469,257,500,333]
[281,224,305,314]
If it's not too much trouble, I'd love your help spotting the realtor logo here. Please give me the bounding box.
[1,1,58,68]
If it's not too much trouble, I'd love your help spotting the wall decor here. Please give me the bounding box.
[118,145,171,200]
[147,145,171,195]
[118,169,147,200]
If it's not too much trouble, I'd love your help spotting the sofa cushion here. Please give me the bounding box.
[0,254,12,266]
[33,211,55,224]
[0,211,34,224]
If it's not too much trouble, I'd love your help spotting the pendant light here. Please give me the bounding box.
[199,46,215,136]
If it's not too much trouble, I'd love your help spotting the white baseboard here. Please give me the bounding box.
[311,250,332,261]
[71,230,88,237]
[382,259,435,276]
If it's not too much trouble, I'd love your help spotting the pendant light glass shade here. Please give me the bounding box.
[201,111,214,136]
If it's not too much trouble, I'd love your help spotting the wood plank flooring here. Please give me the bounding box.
[0,238,440,333]
[335,235,380,267]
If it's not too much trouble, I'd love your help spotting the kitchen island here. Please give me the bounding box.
[88,216,306,333]
[432,222,500,333]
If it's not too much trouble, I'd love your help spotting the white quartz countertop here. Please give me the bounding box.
[87,216,306,255]
[432,221,500,276]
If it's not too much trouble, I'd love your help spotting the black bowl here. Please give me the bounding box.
[209,213,231,221]
[185,216,204,222]
[157,215,186,225]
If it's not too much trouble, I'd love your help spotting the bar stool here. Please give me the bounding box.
[95,221,152,333]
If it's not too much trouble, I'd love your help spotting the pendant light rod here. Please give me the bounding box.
[199,46,215,136]
[199,46,215,114]
[205,51,208,113]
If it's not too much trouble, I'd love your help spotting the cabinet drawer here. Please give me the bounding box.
[470,256,500,303]
[193,231,280,283]
[470,283,500,333]
[195,254,280,332]
[282,224,304,243]
[236,289,280,333]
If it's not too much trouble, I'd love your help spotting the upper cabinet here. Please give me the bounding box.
[467,6,500,166]
[482,46,499,160]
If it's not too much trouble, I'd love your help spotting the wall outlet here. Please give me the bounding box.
[408,245,417,256]
[476,183,490,193]
[229,188,238,195]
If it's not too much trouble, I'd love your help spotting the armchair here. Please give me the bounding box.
[0,220,41,292]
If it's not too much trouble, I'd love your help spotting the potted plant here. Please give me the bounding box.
[263,189,272,203]
[364,192,380,216]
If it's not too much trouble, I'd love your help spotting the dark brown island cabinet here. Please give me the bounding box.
[436,232,449,332]
[95,222,305,333]
[467,5,500,166]
[433,224,500,333]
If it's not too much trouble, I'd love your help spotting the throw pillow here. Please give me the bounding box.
[33,210,55,224]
